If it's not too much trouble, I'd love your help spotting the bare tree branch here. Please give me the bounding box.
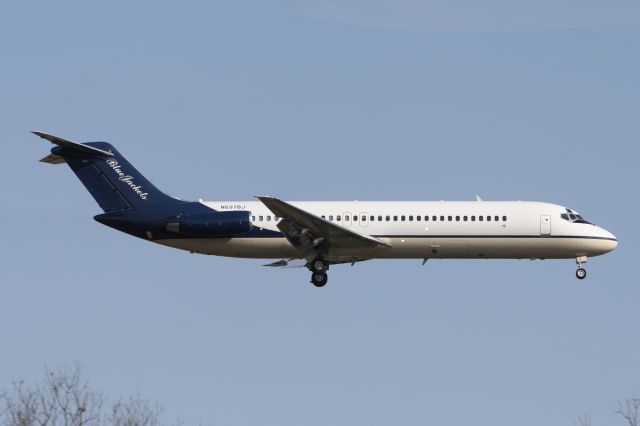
[0,364,170,426]
[109,394,162,426]
[576,412,592,426]
[616,398,640,426]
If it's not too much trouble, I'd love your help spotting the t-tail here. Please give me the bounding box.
[34,131,177,212]
[34,131,253,240]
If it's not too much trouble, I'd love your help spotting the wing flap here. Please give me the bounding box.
[262,259,308,268]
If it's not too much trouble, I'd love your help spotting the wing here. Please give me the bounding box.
[256,196,391,260]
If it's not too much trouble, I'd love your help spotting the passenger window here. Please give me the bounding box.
[448,216,452,221]
[267,216,271,221]
[409,216,413,221]
[353,216,358,222]
[471,216,476,221]
[455,216,460,221]
[401,215,405,221]
[440,216,445,221]
[393,216,398,221]
[329,215,334,221]
[386,215,390,221]
[432,216,437,221]
[344,215,348,221]
[416,216,421,221]
[424,216,429,221]
[479,216,483,221]
[337,215,342,221]
[463,216,468,221]
[377,215,382,221]
[259,216,264,221]
[362,215,366,221]
[321,215,325,219]
[370,215,374,221]
[494,216,499,221]
[487,216,491,222]
[503,216,507,221]
[252,216,255,221]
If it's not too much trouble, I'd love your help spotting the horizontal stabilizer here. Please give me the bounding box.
[39,153,66,164]
[33,131,113,158]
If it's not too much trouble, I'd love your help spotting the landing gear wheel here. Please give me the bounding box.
[576,268,587,280]
[311,258,328,273]
[311,272,328,287]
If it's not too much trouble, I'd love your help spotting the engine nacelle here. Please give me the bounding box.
[166,211,252,237]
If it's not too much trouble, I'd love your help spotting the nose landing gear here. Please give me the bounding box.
[575,256,587,280]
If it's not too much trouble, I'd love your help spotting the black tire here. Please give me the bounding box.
[311,272,328,287]
[576,268,587,280]
[311,258,327,273]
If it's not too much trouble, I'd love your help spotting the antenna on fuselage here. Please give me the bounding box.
[475,194,483,202]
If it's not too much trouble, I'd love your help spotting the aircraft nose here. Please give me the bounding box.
[598,226,618,253]
[608,231,618,250]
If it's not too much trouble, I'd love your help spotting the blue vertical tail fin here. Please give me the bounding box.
[34,131,178,212]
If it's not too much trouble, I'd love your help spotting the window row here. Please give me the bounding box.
[320,214,507,223]
[252,214,508,223]
[252,215,279,222]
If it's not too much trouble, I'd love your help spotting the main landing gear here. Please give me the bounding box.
[309,257,329,287]
[311,272,328,287]
[575,256,587,280]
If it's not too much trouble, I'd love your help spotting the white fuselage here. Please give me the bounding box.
[155,200,618,262]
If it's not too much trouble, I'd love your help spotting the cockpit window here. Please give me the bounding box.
[561,209,591,224]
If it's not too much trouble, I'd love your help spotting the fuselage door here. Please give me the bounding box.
[540,215,551,236]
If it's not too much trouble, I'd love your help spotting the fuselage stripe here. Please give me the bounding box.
[371,235,618,241]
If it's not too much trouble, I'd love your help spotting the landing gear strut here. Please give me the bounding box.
[309,257,329,287]
[576,256,587,280]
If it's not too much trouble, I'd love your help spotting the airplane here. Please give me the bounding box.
[34,131,618,287]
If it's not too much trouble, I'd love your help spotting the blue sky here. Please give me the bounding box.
[1,1,638,425]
